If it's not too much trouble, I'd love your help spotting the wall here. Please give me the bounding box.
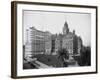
[0,0,99,80]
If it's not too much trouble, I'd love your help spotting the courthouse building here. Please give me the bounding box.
[54,22,82,55]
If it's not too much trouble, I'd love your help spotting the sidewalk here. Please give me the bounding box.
[26,58,53,68]
[34,60,53,68]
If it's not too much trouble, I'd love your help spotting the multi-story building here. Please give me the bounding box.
[55,34,62,53]
[77,36,82,55]
[25,27,51,55]
[54,22,82,56]
[25,21,82,57]
[45,35,52,55]
[62,22,75,55]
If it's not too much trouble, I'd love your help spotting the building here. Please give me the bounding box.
[25,21,82,57]
[45,35,52,54]
[55,34,62,53]
[25,27,51,55]
[54,21,82,56]
[77,36,82,55]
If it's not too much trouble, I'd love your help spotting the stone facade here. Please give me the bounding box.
[54,21,82,55]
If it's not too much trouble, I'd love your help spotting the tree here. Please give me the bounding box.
[83,47,91,66]
[74,46,91,66]
[57,48,69,67]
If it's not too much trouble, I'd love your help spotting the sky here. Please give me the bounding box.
[23,10,91,46]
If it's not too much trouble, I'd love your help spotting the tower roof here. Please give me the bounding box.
[64,21,68,27]
[63,21,69,34]
[63,21,69,30]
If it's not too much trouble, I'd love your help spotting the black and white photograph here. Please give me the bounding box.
[23,10,91,69]
[11,1,97,78]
